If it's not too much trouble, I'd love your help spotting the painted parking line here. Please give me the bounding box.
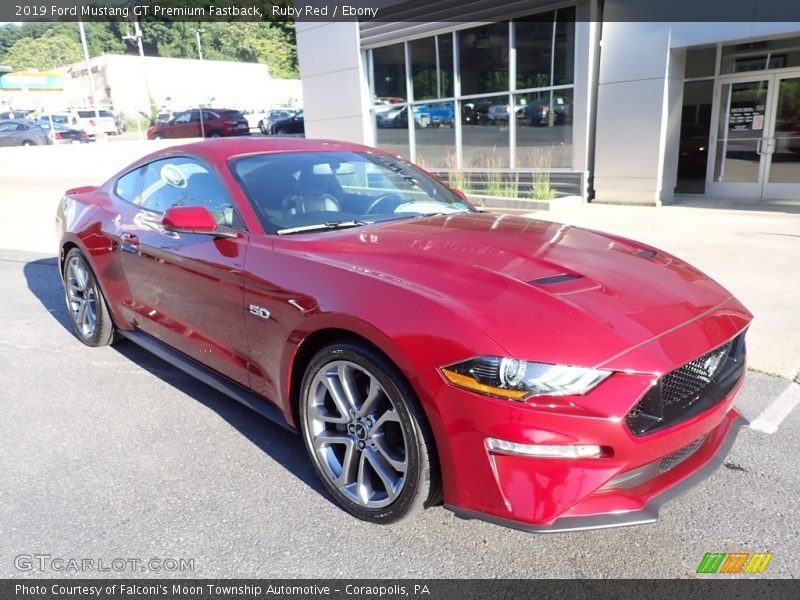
[749,381,800,434]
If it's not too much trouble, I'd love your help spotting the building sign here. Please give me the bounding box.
[729,103,765,130]
[0,70,65,90]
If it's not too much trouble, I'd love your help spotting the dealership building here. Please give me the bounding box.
[296,0,800,206]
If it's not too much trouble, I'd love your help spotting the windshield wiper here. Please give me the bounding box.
[276,220,373,235]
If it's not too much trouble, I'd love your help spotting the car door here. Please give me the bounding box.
[167,111,194,138]
[0,122,18,146]
[113,156,252,386]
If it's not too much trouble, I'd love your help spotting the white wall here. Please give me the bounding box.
[296,21,372,143]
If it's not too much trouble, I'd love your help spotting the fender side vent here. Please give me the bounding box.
[530,273,583,285]
[636,249,657,258]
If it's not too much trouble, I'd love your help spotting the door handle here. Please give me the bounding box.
[756,138,764,155]
[119,232,140,248]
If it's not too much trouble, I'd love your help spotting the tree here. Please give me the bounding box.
[1,35,83,70]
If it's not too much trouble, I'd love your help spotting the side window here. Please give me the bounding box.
[0,122,17,132]
[138,158,241,229]
[174,112,191,124]
[201,111,217,120]
[115,167,145,203]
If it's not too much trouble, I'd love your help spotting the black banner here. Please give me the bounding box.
[4,0,800,23]
[2,580,799,600]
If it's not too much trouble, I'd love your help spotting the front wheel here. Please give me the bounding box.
[299,341,438,524]
[63,249,117,347]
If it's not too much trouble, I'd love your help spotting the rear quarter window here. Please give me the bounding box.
[115,168,144,203]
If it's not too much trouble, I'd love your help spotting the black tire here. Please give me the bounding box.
[258,121,266,134]
[275,127,287,135]
[153,133,164,140]
[299,341,439,524]
[63,248,117,347]
[207,130,222,138]
[21,140,34,146]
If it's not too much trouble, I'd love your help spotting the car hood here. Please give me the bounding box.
[291,213,751,371]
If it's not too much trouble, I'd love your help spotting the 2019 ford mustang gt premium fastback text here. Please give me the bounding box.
[56,138,751,531]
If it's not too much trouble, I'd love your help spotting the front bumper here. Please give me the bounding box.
[417,325,749,532]
[447,410,746,532]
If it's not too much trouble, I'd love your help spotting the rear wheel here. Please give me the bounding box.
[153,133,164,140]
[207,130,222,138]
[63,249,117,347]
[21,140,34,146]
[299,341,438,524]
[275,127,288,135]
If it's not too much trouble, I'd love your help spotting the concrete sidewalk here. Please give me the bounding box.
[1,142,797,378]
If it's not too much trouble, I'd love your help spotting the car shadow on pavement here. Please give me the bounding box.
[23,257,332,505]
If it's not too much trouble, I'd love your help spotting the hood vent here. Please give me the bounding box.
[636,249,658,259]
[529,273,583,285]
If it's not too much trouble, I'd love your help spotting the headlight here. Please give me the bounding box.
[440,356,611,400]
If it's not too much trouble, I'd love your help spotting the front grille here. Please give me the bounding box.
[626,333,746,436]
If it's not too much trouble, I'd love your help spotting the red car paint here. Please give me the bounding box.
[56,138,752,530]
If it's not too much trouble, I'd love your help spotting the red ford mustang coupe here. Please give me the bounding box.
[56,138,751,531]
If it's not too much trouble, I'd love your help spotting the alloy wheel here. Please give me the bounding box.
[305,360,408,509]
[65,255,98,339]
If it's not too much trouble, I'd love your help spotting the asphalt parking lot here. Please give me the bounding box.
[1,247,798,578]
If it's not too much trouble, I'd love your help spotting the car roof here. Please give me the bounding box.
[136,137,396,166]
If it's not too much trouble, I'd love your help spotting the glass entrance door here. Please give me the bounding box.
[763,75,800,199]
[708,78,771,197]
[708,73,800,199]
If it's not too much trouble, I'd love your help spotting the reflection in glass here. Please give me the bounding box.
[721,37,800,74]
[553,7,576,86]
[374,111,409,158]
[459,23,510,96]
[461,96,509,168]
[410,34,453,100]
[415,101,456,168]
[515,90,573,169]
[372,44,407,101]
[676,80,713,193]
[515,14,553,90]
[769,77,800,184]
[713,80,768,183]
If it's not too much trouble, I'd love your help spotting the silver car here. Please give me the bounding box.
[0,119,49,147]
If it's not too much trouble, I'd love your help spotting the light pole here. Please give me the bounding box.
[193,28,205,61]
[77,22,100,121]
[123,20,154,138]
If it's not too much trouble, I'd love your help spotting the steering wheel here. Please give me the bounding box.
[365,193,405,214]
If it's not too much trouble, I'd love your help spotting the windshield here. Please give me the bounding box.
[231,151,473,234]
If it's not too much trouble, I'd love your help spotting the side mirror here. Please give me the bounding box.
[162,206,235,238]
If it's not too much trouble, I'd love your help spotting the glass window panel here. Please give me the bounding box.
[515,89,573,169]
[515,13,554,90]
[414,101,456,168]
[769,77,800,184]
[410,34,454,100]
[721,37,800,74]
[374,107,410,158]
[459,23,510,96]
[372,44,407,102]
[685,46,716,79]
[676,80,713,193]
[553,7,576,86]
[461,96,510,168]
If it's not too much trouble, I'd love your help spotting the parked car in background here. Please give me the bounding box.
[376,105,431,129]
[520,96,572,126]
[0,119,49,146]
[461,101,490,125]
[258,109,297,134]
[418,104,455,127]
[35,119,92,145]
[0,109,34,120]
[267,110,304,135]
[147,109,250,140]
[58,109,118,137]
